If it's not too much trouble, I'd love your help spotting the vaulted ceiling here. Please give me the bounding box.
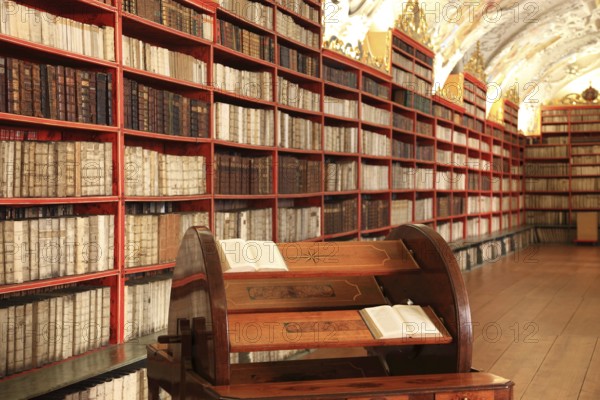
[324,0,600,134]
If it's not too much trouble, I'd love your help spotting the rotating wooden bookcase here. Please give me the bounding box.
[146,224,513,399]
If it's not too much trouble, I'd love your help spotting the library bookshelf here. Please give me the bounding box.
[527,104,600,241]
[0,0,527,394]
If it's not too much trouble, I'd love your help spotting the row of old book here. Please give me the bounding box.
[572,165,600,175]
[361,164,389,191]
[536,227,575,243]
[525,178,571,192]
[0,286,110,378]
[123,78,210,137]
[40,366,162,400]
[525,146,569,159]
[277,0,320,22]
[325,160,357,192]
[361,198,389,231]
[230,349,306,365]
[277,205,321,242]
[0,204,74,221]
[525,195,569,209]
[278,155,321,194]
[461,114,484,133]
[124,276,171,341]
[363,130,391,158]
[122,0,213,40]
[415,144,434,161]
[0,140,113,198]
[467,195,493,214]
[279,110,321,150]
[0,57,113,125]
[278,76,320,112]
[218,0,274,29]
[437,196,464,219]
[393,89,432,115]
[324,126,358,153]
[124,147,207,197]
[123,36,207,84]
[0,1,115,61]
[275,10,319,49]
[393,112,414,131]
[124,211,208,268]
[392,68,432,97]
[323,63,358,89]
[572,195,600,209]
[572,155,600,164]
[391,165,413,190]
[526,211,570,225]
[464,103,485,120]
[217,20,275,62]
[391,199,413,226]
[214,153,272,195]
[214,103,274,146]
[279,44,319,77]
[416,120,434,136]
[214,207,272,241]
[362,103,390,126]
[213,63,273,101]
[436,124,453,142]
[324,96,358,119]
[415,198,434,221]
[573,145,600,155]
[392,139,415,158]
[363,76,390,100]
[324,197,357,235]
[436,221,464,244]
[0,215,114,285]
[525,162,567,177]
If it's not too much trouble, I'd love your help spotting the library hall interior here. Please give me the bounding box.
[2,0,600,399]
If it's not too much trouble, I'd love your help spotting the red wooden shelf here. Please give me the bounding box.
[124,129,209,143]
[121,12,212,48]
[124,263,176,275]
[124,195,211,202]
[0,34,118,69]
[123,66,210,92]
[0,270,118,295]
[0,112,118,132]
[0,196,119,205]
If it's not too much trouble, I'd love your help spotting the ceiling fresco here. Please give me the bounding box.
[323,0,600,134]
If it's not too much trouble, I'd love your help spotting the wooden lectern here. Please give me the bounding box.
[146,224,513,399]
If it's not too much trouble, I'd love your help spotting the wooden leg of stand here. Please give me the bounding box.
[148,378,160,400]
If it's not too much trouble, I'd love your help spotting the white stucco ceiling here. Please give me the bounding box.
[323,0,600,134]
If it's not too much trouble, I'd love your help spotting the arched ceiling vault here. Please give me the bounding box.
[324,0,600,134]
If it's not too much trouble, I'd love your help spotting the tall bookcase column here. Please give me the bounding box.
[212,0,276,240]
[502,98,524,229]
[274,0,323,242]
[119,0,215,343]
[359,65,393,239]
[115,0,126,344]
[390,27,435,235]
[322,50,360,240]
[0,0,124,375]
[527,106,571,227]
[534,103,600,236]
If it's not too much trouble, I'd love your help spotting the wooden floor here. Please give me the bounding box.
[464,244,600,400]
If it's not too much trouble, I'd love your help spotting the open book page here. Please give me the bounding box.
[247,240,288,271]
[218,239,288,272]
[218,239,256,272]
[392,305,442,338]
[359,305,406,339]
[360,304,442,339]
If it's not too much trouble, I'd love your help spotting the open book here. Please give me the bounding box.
[359,304,442,339]
[217,239,288,272]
